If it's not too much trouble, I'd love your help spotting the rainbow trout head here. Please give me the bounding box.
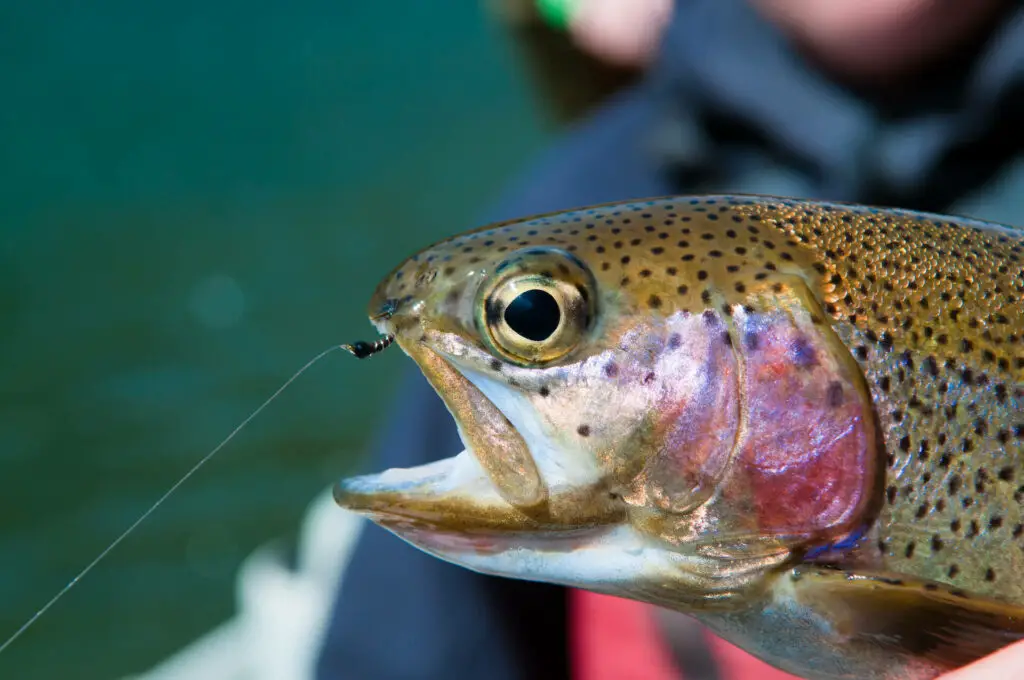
[336,197,1024,679]
[334,199,883,607]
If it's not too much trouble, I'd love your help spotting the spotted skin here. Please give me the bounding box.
[737,199,1024,606]
[343,195,1024,679]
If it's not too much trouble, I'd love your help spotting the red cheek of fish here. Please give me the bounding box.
[737,321,874,538]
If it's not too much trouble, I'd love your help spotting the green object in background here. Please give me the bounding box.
[536,0,578,30]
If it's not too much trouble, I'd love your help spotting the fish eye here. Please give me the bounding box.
[477,247,596,366]
[503,288,561,342]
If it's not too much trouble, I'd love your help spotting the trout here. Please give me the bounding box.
[335,195,1024,679]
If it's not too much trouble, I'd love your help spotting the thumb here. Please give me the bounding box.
[938,640,1024,680]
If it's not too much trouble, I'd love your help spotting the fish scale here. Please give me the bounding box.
[342,195,1024,679]
[730,201,1024,601]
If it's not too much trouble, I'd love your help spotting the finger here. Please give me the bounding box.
[938,640,1024,680]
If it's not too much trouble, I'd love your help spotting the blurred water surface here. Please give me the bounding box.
[0,2,551,677]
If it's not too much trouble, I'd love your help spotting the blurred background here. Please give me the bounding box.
[7,0,1023,678]
[0,2,631,677]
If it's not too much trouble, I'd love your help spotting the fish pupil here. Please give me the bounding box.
[504,288,560,342]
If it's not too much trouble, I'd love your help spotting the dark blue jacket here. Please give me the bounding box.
[316,2,1024,678]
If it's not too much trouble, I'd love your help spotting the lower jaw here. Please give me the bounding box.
[379,520,515,556]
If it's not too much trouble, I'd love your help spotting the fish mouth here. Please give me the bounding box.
[333,335,630,571]
[334,449,600,557]
[334,446,665,589]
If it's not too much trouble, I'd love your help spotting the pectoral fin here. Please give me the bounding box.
[787,565,1024,672]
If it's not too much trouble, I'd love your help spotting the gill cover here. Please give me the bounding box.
[635,275,880,551]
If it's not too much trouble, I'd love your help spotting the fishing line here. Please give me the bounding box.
[0,343,346,657]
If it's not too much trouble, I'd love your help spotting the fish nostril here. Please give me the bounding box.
[372,298,398,321]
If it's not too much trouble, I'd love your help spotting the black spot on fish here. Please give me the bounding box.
[791,336,818,368]
[827,382,844,408]
[577,424,591,437]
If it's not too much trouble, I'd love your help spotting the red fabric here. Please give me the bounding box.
[706,634,800,680]
[569,589,799,680]
[570,589,679,680]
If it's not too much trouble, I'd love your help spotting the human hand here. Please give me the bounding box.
[558,0,1006,78]
[750,0,1006,80]
[938,639,1024,680]
[560,0,673,68]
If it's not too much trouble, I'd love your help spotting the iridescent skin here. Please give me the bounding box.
[335,196,1024,680]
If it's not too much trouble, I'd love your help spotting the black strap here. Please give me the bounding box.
[655,608,723,680]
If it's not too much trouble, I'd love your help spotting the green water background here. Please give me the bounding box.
[0,2,553,677]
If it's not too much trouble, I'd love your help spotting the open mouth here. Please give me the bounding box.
[334,450,526,555]
[334,336,550,543]
[332,341,693,593]
[335,447,535,530]
[335,436,672,591]
[334,440,620,561]
[332,338,623,556]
